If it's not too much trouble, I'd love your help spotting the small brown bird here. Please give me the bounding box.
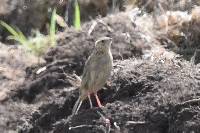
[72,37,113,115]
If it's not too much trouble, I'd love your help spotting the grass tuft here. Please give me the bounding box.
[0,8,57,63]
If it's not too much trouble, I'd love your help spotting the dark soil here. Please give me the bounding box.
[16,58,200,133]
[0,1,200,133]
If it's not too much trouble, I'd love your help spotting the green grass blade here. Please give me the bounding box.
[16,28,27,42]
[50,8,56,35]
[50,8,56,46]
[74,0,81,30]
[0,21,19,37]
[0,20,28,45]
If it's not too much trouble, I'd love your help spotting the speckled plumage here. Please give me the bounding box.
[72,37,113,115]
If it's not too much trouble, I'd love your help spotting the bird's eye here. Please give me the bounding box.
[101,40,105,43]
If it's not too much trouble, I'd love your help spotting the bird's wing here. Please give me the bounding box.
[81,53,97,91]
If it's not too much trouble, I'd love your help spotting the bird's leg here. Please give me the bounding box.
[87,94,93,108]
[72,97,83,115]
[94,93,103,107]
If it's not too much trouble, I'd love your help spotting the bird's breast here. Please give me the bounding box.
[80,50,113,94]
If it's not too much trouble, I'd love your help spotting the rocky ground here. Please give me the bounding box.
[0,0,200,133]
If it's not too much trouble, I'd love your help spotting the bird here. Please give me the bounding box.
[72,36,113,115]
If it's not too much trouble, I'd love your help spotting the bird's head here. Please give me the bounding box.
[95,37,112,51]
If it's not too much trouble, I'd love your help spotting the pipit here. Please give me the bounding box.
[72,36,113,115]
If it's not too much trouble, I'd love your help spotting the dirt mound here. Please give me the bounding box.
[17,58,200,133]
[13,12,153,104]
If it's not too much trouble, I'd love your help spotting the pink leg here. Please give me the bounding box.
[94,93,103,107]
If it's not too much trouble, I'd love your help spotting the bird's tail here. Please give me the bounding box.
[72,96,83,115]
